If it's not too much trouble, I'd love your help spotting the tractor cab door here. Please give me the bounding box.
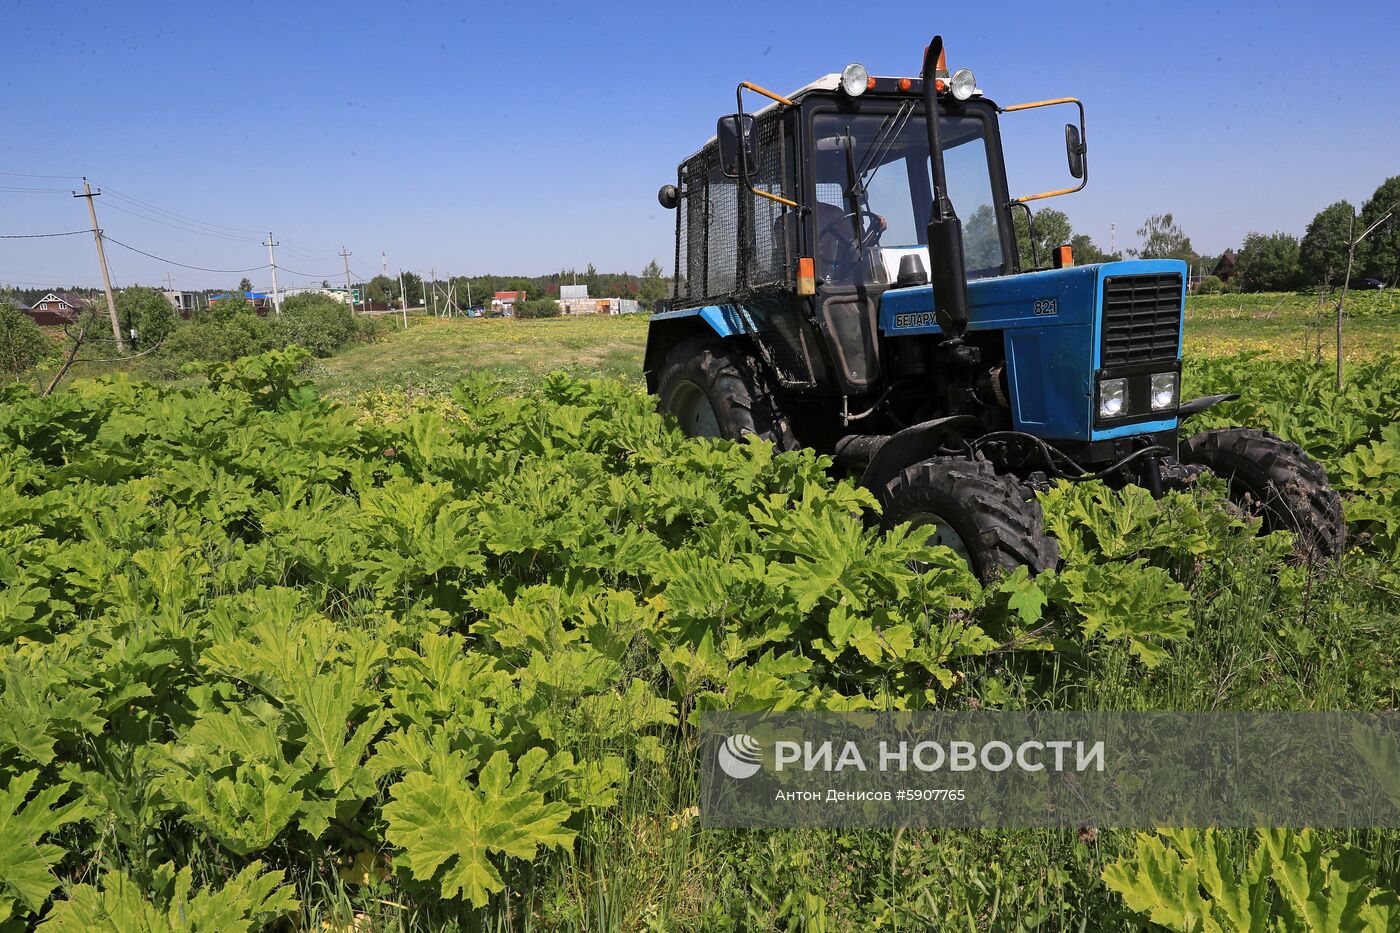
[805,103,934,393]
[801,98,1015,394]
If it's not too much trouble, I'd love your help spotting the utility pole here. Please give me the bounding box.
[466,278,472,314]
[264,232,282,316]
[166,272,174,291]
[398,270,409,328]
[73,178,125,351]
[340,247,356,313]
[1110,223,1117,257]
[429,268,438,317]
[381,251,387,277]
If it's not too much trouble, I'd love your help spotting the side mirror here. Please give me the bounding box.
[658,184,680,210]
[717,113,758,179]
[1065,123,1086,180]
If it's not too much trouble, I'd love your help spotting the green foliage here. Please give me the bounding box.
[115,286,177,348]
[1185,353,1400,572]
[157,309,276,371]
[0,300,51,378]
[1013,207,1073,269]
[0,348,1395,924]
[638,258,669,304]
[1103,828,1400,931]
[1195,274,1223,294]
[41,862,298,931]
[274,293,379,357]
[1359,174,1400,283]
[1070,232,1117,265]
[1236,230,1302,293]
[1300,200,1357,288]
[0,771,89,922]
[514,297,560,319]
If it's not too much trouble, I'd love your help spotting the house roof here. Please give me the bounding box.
[494,291,525,300]
[53,292,92,309]
[1,296,30,311]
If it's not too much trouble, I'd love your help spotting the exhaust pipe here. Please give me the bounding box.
[921,36,971,344]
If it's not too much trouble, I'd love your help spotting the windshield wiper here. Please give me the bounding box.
[850,101,916,199]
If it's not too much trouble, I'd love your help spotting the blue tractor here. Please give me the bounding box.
[647,37,1344,580]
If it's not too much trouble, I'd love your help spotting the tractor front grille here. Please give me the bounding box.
[1100,273,1183,366]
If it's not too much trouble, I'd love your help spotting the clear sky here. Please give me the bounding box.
[3,0,1396,291]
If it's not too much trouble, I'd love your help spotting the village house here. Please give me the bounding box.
[27,292,91,325]
[491,290,526,313]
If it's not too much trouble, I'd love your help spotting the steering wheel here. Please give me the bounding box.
[818,209,888,252]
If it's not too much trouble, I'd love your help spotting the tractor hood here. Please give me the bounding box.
[879,259,1188,441]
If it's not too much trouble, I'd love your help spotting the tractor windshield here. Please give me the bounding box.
[812,106,1007,286]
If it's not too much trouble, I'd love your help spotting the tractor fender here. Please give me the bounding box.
[1177,393,1241,420]
[852,415,978,493]
[644,305,757,393]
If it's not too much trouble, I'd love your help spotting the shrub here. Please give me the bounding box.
[515,298,561,319]
[273,293,378,357]
[0,301,51,378]
[115,286,178,348]
[1195,275,1223,295]
[157,310,277,373]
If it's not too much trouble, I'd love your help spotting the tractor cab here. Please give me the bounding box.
[647,37,1344,580]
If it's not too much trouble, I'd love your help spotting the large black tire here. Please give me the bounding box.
[879,456,1059,582]
[656,337,799,451]
[1180,427,1345,563]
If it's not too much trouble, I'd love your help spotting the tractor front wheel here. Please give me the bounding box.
[1180,427,1345,563]
[656,337,799,450]
[879,457,1059,582]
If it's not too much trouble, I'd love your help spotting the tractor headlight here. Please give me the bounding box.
[1150,372,1179,410]
[840,63,869,97]
[1098,378,1127,418]
[950,68,977,100]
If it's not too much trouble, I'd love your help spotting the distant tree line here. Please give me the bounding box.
[1011,173,1399,294]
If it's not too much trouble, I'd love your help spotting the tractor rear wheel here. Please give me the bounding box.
[879,456,1059,582]
[1180,427,1345,563]
[656,337,799,451]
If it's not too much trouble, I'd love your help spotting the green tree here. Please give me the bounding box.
[364,275,397,305]
[1358,175,1400,284]
[1012,208,1073,269]
[1130,213,1196,262]
[1069,233,1118,265]
[1298,201,1356,288]
[399,271,424,308]
[115,286,177,348]
[1235,231,1301,293]
[0,299,50,378]
[238,277,253,294]
[637,260,669,304]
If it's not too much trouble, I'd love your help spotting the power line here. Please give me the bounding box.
[0,185,71,194]
[277,263,351,278]
[100,235,269,274]
[93,183,269,237]
[0,170,84,180]
[98,200,263,244]
[0,230,88,239]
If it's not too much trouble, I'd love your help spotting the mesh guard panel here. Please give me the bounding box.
[672,112,792,307]
[669,113,813,388]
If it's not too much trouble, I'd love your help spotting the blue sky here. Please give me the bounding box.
[2,0,1396,291]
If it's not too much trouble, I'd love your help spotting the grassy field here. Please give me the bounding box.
[313,292,1395,400]
[314,313,650,398]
